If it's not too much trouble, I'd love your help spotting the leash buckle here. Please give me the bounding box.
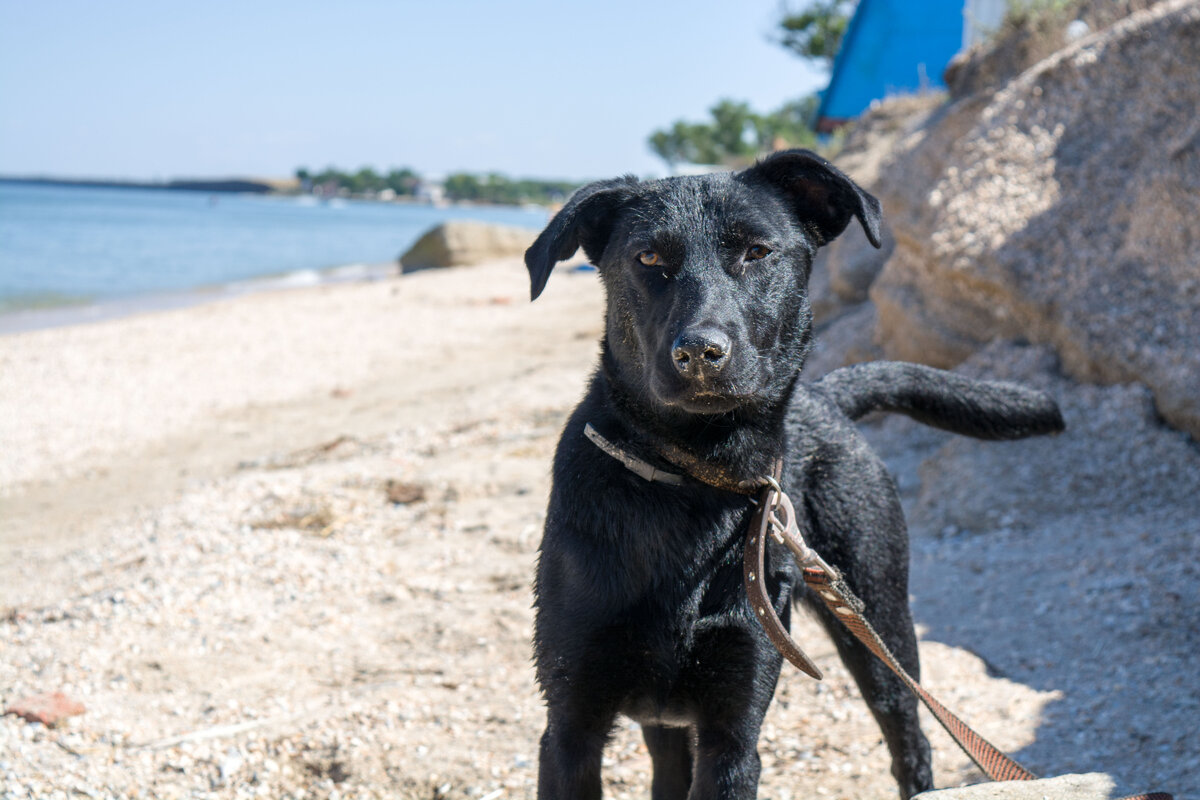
[759,478,837,577]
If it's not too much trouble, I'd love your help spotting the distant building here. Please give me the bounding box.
[815,0,1010,132]
[414,179,446,207]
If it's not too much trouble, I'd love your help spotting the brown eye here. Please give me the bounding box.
[746,245,771,261]
[638,250,661,267]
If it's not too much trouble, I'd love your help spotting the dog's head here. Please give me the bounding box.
[526,149,881,416]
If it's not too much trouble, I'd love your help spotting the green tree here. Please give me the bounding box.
[755,96,820,151]
[708,100,762,161]
[483,173,516,205]
[648,98,820,168]
[348,166,384,194]
[647,100,759,167]
[385,167,419,195]
[295,164,575,206]
[442,172,578,205]
[646,2,854,169]
[649,121,719,168]
[775,0,856,67]
[311,167,345,188]
[443,173,482,201]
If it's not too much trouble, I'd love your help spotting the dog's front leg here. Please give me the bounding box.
[813,595,932,798]
[643,725,693,800]
[537,700,616,800]
[687,724,765,800]
[802,459,935,798]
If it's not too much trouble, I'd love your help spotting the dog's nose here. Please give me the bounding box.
[672,329,731,378]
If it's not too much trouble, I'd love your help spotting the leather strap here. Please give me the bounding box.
[744,491,823,679]
[583,424,685,486]
[656,440,771,495]
[744,483,1034,779]
[584,422,774,495]
[799,565,1036,782]
[802,565,1173,799]
[745,485,1174,799]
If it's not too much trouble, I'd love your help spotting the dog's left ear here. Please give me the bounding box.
[525,177,637,300]
[740,149,882,249]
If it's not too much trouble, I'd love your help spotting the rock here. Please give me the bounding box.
[870,1,1200,438]
[812,94,942,321]
[871,242,981,368]
[807,250,841,324]
[398,221,538,273]
[914,773,1117,800]
[944,0,1159,100]
[804,302,883,380]
[908,342,1200,535]
[826,223,894,305]
[4,691,86,727]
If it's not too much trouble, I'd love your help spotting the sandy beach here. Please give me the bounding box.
[0,259,590,554]
[2,260,1196,799]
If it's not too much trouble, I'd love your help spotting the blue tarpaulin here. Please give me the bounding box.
[816,0,965,130]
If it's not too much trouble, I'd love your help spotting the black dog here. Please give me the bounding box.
[524,150,1063,800]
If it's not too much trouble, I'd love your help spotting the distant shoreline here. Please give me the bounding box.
[0,175,278,194]
[0,175,560,209]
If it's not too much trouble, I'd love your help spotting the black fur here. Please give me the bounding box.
[525,149,1063,800]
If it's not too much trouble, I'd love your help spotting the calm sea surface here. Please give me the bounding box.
[0,181,550,326]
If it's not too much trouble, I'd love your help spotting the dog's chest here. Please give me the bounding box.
[539,436,802,727]
[596,511,792,727]
[610,555,753,723]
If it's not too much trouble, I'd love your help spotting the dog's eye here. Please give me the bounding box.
[637,251,662,267]
[746,245,771,261]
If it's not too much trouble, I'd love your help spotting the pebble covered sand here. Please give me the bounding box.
[2,259,1196,799]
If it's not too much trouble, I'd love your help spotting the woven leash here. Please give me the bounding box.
[745,480,1174,800]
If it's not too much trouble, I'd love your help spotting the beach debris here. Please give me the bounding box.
[129,716,287,751]
[4,691,86,727]
[466,295,514,306]
[384,479,426,505]
[246,435,362,470]
[252,505,337,536]
[217,746,245,785]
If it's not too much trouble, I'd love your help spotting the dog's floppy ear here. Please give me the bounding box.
[742,149,882,249]
[525,177,637,300]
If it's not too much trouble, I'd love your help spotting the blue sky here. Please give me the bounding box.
[0,1,827,182]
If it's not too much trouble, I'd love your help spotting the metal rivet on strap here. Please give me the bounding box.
[757,607,766,616]
[748,572,756,582]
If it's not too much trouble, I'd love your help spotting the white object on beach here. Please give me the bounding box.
[915,773,1118,800]
[1065,19,1091,42]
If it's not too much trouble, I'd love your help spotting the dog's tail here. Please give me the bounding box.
[814,361,1064,439]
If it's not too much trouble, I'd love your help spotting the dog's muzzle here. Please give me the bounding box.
[671,328,731,381]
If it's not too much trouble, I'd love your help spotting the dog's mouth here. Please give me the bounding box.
[650,375,758,415]
[668,392,744,414]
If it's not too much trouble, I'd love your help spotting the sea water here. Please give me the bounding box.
[0,181,550,331]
